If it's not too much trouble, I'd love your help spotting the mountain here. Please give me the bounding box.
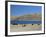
[14,14,42,21]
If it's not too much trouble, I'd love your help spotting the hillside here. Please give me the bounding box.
[11,14,42,21]
[10,16,18,20]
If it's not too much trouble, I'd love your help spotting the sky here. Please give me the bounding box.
[10,5,42,16]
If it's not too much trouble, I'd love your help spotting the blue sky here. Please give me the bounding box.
[10,5,42,16]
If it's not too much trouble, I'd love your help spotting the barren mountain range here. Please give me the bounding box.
[10,14,42,21]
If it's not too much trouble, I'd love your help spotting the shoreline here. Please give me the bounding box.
[10,24,42,32]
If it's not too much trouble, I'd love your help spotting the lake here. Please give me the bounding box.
[11,20,42,24]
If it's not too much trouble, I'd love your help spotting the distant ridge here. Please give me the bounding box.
[11,14,42,21]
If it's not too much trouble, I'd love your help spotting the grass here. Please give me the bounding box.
[10,24,42,32]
